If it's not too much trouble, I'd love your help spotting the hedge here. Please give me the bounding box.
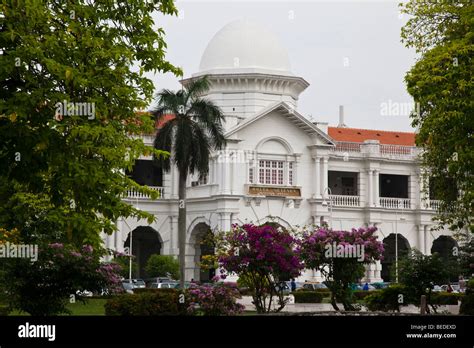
[352,290,379,301]
[365,285,407,312]
[0,305,10,316]
[293,291,324,303]
[430,292,463,305]
[105,289,187,316]
[460,279,474,315]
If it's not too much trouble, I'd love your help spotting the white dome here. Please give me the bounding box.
[197,19,292,76]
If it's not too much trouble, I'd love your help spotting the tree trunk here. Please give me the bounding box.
[178,170,187,289]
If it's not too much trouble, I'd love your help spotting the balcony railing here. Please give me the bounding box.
[332,142,361,153]
[379,197,411,209]
[426,199,441,210]
[330,141,419,159]
[329,194,360,207]
[380,144,416,157]
[125,186,164,199]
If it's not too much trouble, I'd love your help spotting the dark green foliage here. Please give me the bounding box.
[460,279,474,315]
[401,1,474,232]
[365,285,408,312]
[113,256,138,279]
[145,254,179,280]
[104,289,187,316]
[352,290,378,301]
[293,291,324,304]
[398,249,450,313]
[152,76,226,287]
[0,0,178,248]
[430,292,463,305]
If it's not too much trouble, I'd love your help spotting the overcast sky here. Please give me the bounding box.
[149,0,418,132]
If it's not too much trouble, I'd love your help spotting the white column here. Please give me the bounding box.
[115,219,124,253]
[209,158,213,185]
[171,166,179,199]
[367,170,373,207]
[218,161,224,193]
[373,260,382,282]
[221,161,229,194]
[322,157,328,198]
[314,157,321,197]
[374,170,380,207]
[213,156,218,185]
[418,224,425,254]
[220,212,232,232]
[424,225,432,255]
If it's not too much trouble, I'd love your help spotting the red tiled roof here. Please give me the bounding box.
[328,127,415,146]
[155,114,175,129]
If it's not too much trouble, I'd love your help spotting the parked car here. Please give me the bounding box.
[285,281,303,292]
[432,285,443,292]
[301,282,328,291]
[145,277,174,287]
[121,281,135,294]
[173,282,198,289]
[370,282,390,290]
[275,282,291,294]
[440,284,459,293]
[132,279,146,288]
[149,282,179,289]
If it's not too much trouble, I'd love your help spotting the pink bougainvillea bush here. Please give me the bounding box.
[218,224,303,313]
[187,283,245,316]
[299,226,384,311]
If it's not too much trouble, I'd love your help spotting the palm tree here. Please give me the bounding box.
[152,76,226,288]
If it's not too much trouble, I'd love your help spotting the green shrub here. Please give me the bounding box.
[460,279,474,315]
[293,291,324,303]
[105,289,187,316]
[431,292,463,305]
[145,255,180,280]
[0,305,11,316]
[296,288,331,296]
[353,290,378,301]
[365,285,407,312]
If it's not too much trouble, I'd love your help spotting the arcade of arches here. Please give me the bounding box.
[381,234,458,282]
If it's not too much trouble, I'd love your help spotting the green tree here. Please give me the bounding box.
[145,254,180,280]
[0,0,181,248]
[113,255,138,279]
[398,249,450,313]
[152,76,226,288]
[401,1,473,233]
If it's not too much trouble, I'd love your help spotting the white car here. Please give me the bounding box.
[149,282,179,289]
[76,290,93,297]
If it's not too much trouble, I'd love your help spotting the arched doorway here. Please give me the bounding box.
[431,235,458,282]
[124,226,162,278]
[381,234,410,282]
[190,223,215,283]
[431,235,457,260]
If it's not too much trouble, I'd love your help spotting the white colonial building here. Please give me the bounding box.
[106,20,456,283]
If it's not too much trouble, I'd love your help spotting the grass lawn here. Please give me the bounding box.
[8,298,107,316]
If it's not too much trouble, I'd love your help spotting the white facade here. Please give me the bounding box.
[111,20,454,283]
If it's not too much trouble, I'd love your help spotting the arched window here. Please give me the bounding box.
[249,137,297,186]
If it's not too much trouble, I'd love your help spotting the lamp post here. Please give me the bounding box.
[322,187,333,229]
[129,228,133,284]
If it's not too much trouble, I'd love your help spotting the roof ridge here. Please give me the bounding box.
[328,126,415,135]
